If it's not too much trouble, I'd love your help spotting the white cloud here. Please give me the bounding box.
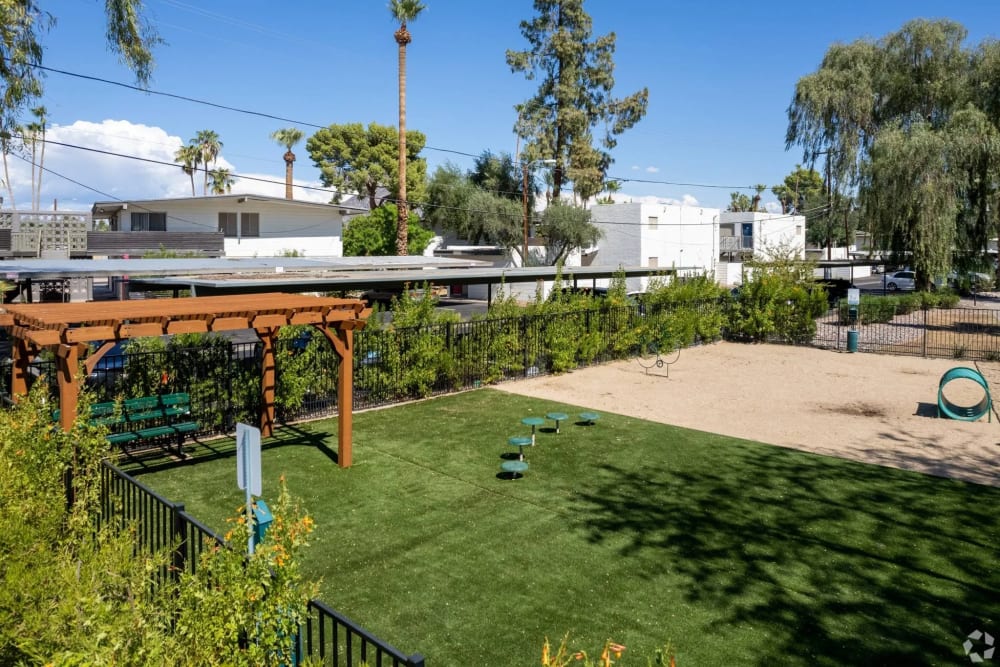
[764,201,782,214]
[629,193,701,207]
[0,119,326,210]
[630,165,639,171]
[645,166,660,174]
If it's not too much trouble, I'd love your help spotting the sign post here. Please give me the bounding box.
[236,422,262,554]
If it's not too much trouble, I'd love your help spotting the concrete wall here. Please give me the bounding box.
[589,202,718,292]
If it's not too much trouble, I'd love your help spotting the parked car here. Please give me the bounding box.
[885,270,916,291]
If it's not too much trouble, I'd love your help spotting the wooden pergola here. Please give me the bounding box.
[0,294,371,467]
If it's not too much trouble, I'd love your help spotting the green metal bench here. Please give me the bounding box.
[58,393,199,454]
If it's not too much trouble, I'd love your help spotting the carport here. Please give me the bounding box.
[0,293,371,467]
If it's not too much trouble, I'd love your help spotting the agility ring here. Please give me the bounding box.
[636,342,681,378]
[937,367,992,422]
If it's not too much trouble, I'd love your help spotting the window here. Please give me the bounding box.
[648,256,659,268]
[647,216,658,229]
[130,212,166,231]
[218,212,237,237]
[240,212,260,238]
[795,225,803,235]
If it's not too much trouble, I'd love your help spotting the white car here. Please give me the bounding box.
[885,270,916,291]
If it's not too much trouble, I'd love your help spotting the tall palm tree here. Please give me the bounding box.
[1,130,17,209]
[389,0,426,255]
[270,127,304,200]
[209,168,235,195]
[30,106,47,210]
[193,130,222,195]
[174,143,201,196]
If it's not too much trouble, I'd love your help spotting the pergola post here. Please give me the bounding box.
[258,327,277,438]
[55,343,79,432]
[10,338,30,398]
[317,324,354,468]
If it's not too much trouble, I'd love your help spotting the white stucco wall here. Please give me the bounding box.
[589,202,719,291]
[118,197,347,257]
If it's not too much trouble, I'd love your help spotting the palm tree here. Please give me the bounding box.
[209,168,235,195]
[389,0,426,255]
[270,127,304,200]
[30,106,47,210]
[193,130,222,195]
[174,144,201,196]
[0,130,17,209]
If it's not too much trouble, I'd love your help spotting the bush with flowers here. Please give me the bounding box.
[541,635,676,667]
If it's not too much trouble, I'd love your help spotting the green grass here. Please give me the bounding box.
[129,389,1000,666]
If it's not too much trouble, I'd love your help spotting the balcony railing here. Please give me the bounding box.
[719,235,754,252]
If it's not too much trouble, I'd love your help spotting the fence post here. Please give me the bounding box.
[521,315,529,377]
[171,501,187,583]
[409,653,426,667]
[922,307,928,357]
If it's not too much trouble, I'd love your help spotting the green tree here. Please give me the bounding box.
[727,192,754,212]
[786,19,997,282]
[174,143,200,196]
[0,1,158,136]
[270,127,304,200]
[193,129,222,195]
[773,165,829,247]
[507,0,648,201]
[470,150,523,202]
[537,201,601,265]
[24,104,46,209]
[423,162,534,261]
[343,202,433,256]
[209,167,234,194]
[390,0,426,256]
[306,121,427,211]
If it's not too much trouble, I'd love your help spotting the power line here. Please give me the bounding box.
[31,61,763,190]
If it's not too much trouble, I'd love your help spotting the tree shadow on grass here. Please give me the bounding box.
[569,445,1000,666]
[125,423,339,476]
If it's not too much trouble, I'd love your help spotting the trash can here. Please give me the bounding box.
[847,329,859,353]
[252,499,273,544]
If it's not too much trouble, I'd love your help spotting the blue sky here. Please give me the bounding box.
[13,0,1000,212]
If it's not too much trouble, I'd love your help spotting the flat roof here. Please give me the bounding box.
[0,256,488,280]
[129,265,689,296]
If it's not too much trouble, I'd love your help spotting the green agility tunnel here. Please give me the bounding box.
[937,367,992,422]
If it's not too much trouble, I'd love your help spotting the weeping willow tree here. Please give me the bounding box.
[787,19,1000,283]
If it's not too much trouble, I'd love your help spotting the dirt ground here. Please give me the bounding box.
[496,342,1000,487]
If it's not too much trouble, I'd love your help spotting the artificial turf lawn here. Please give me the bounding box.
[129,389,1000,666]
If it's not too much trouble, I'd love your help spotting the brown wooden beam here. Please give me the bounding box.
[56,343,79,432]
[65,325,116,343]
[10,337,30,398]
[166,319,209,334]
[119,322,165,338]
[315,324,353,468]
[257,327,277,438]
[252,314,288,329]
[210,316,250,331]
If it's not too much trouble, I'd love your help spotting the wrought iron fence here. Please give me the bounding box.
[6,299,995,431]
[808,305,1000,361]
[99,460,425,666]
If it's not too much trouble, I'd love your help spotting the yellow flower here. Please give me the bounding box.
[542,640,550,665]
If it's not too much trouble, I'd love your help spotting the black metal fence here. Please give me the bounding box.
[809,305,1000,361]
[99,460,426,666]
[4,300,999,431]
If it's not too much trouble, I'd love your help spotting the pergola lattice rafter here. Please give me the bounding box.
[0,294,371,467]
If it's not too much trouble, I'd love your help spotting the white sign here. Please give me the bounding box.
[847,288,860,305]
[236,423,262,497]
